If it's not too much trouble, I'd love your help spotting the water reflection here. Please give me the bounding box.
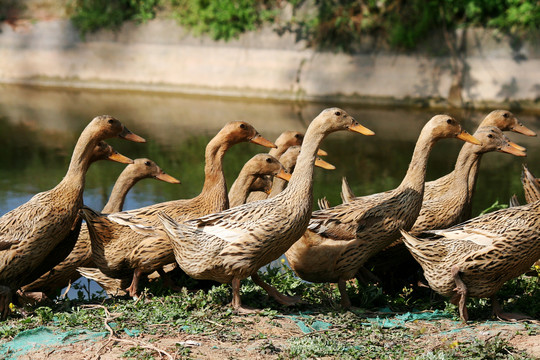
[1,85,538,220]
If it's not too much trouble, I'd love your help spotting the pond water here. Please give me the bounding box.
[1,84,539,298]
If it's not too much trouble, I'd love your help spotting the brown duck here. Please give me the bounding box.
[358,110,534,287]
[80,148,334,297]
[364,126,527,289]
[246,130,327,202]
[0,115,144,318]
[401,198,540,322]
[286,115,481,308]
[232,148,334,206]
[21,158,180,299]
[342,110,536,206]
[268,145,334,198]
[157,108,374,313]
[228,154,290,208]
[81,122,276,297]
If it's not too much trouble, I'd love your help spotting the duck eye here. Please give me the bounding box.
[145,161,151,166]
[334,111,341,116]
[487,134,493,138]
[266,158,272,163]
[240,123,246,129]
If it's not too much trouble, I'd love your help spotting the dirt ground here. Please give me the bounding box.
[11,315,540,360]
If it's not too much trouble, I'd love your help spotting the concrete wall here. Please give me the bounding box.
[0,18,539,111]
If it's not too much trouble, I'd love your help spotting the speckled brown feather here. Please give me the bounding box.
[286,115,480,306]
[0,115,144,318]
[228,154,285,208]
[82,122,276,296]
[401,200,540,311]
[21,158,178,297]
[158,108,373,310]
[246,130,304,202]
[522,164,540,204]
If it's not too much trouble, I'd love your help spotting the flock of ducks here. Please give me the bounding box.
[0,108,539,321]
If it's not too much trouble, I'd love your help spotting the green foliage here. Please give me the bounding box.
[293,0,540,51]
[420,337,517,359]
[71,0,160,36]
[68,0,539,49]
[34,307,54,324]
[169,0,278,40]
[479,200,508,215]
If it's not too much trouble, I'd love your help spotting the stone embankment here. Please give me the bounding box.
[0,16,539,111]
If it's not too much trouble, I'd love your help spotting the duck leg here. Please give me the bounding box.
[338,278,352,309]
[16,289,49,305]
[491,296,531,321]
[451,265,468,322]
[126,268,143,298]
[0,285,12,320]
[157,268,183,292]
[251,272,301,306]
[230,277,258,314]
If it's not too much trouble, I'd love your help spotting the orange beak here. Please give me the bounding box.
[317,148,328,156]
[250,134,277,149]
[315,158,335,170]
[275,169,291,181]
[155,172,181,184]
[349,123,375,136]
[457,130,482,145]
[512,123,537,137]
[107,151,133,164]
[119,126,146,143]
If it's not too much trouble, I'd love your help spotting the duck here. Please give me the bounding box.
[80,149,335,297]
[423,110,535,221]
[81,121,276,297]
[155,108,374,313]
[0,115,145,318]
[20,157,180,299]
[285,115,481,308]
[510,165,540,272]
[364,126,527,290]
[235,146,334,206]
[340,110,534,288]
[267,145,335,198]
[341,110,536,206]
[228,154,290,208]
[249,176,274,196]
[246,130,328,202]
[400,199,540,322]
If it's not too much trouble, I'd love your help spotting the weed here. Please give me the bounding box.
[169,0,278,41]
[0,259,538,358]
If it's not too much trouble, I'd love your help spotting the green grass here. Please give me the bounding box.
[2,263,538,359]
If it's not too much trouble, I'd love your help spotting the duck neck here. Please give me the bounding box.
[269,146,285,159]
[55,127,98,197]
[269,177,287,197]
[282,128,323,202]
[199,135,230,209]
[228,173,254,207]
[102,169,141,213]
[397,130,437,194]
[450,143,483,196]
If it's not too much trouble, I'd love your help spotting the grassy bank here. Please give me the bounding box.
[1,264,539,359]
